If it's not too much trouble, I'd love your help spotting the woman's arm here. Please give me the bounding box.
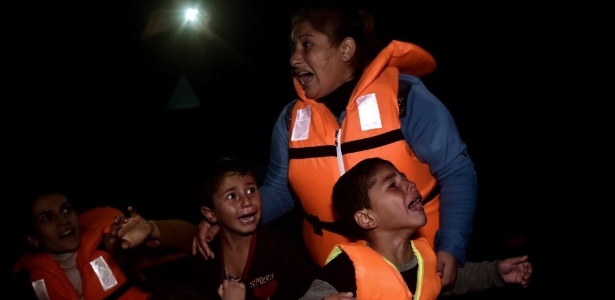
[400,75,478,265]
[260,101,297,224]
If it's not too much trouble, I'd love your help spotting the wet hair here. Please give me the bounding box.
[332,157,395,240]
[290,0,384,76]
[197,156,255,209]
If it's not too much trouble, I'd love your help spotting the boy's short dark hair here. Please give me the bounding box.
[332,157,394,240]
[197,156,255,209]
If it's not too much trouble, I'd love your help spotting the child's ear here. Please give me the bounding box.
[354,209,376,230]
[26,236,39,248]
[200,206,217,224]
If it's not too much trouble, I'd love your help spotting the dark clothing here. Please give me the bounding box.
[143,225,316,300]
[321,251,418,295]
[301,252,507,299]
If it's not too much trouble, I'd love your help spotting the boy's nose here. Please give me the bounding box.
[405,180,417,193]
[240,194,253,207]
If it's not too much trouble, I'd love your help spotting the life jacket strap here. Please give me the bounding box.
[104,280,133,300]
[304,214,350,237]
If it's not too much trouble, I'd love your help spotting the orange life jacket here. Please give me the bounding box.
[288,40,440,266]
[331,238,441,300]
[12,207,150,300]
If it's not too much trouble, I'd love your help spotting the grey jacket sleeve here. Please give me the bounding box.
[442,260,505,296]
[299,279,341,300]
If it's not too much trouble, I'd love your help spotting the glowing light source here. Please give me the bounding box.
[184,8,199,22]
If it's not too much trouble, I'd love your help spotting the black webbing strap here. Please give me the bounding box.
[104,281,133,300]
[304,214,350,237]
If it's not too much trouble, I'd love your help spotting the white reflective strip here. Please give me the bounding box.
[335,129,345,176]
[31,279,50,300]
[291,106,312,141]
[356,93,382,131]
[90,256,118,291]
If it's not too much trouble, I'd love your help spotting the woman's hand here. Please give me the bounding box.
[107,206,156,250]
[192,219,219,259]
[436,251,459,288]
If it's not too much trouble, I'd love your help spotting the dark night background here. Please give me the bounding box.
[4,0,609,298]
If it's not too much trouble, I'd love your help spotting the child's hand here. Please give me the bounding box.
[218,279,246,300]
[498,255,533,287]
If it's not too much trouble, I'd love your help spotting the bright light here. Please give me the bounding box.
[184,8,199,22]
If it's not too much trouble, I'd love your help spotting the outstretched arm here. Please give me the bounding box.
[444,255,532,295]
[400,75,478,287]
[299,279,349,300]
[107,206,195,252]
[498,255,532,287]
[106,206,158,251]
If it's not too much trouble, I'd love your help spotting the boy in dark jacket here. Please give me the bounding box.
[141,156,317,300]
[300,157,532,299]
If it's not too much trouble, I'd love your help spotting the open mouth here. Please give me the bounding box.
[59,228,75,238]
[407,196,423,211]
[238,213,257,224]
[296,71,314,86]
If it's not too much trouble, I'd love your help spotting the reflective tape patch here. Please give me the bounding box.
[356,93,382,131]
[291,106,312,141]
[32,279,50,300]
[90,256,118,291]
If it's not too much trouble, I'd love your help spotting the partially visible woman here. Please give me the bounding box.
[9,186,193,300]
[195,0,478,288]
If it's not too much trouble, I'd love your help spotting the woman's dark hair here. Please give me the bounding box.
[197,156,255,209]
[291,0,384,76]
[332,157,394,240]
[16,184,72,233]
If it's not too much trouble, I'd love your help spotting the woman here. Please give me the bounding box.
[10,186,194,300]
[196,1,478,288]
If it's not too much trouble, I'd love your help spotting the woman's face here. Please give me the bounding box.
[290,21,354,100]
[28,194,81,254]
